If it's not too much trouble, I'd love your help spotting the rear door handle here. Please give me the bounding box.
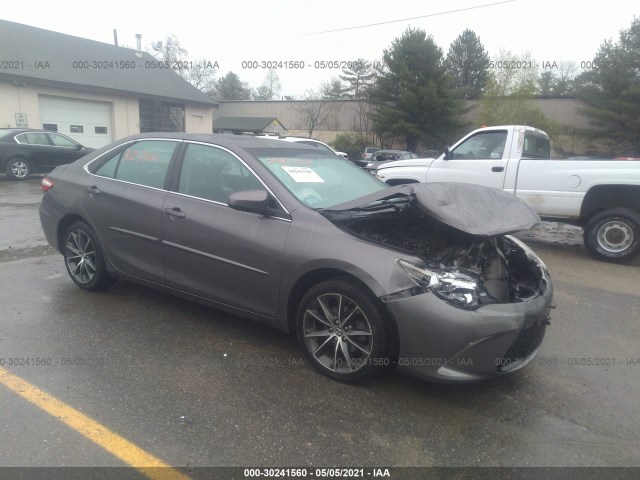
[164,207,186,219]
[491,166,504,172]
[86,185,101,195]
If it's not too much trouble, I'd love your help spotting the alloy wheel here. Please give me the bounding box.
[302,293,374,374]
[9,160,29,179]
[64,228,97,284]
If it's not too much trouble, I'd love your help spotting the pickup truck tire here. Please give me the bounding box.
[583,208,640,262]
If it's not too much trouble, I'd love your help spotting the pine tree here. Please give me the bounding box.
[369,28,465,151]
[576,18,640,152]
[445,29,489,99]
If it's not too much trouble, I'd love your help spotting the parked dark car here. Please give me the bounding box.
[39,133,553,383]
[0,128,94,180]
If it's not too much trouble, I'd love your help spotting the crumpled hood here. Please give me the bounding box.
[325,182,540,236]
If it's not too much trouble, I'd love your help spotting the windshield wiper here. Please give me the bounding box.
[348,196,412,211]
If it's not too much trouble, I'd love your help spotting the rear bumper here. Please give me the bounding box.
[39,193,63,252]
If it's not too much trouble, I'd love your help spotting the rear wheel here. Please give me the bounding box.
[297,279,390,382]
[5,158,31,180]
[583,208,640,262]
[63,222,114,290]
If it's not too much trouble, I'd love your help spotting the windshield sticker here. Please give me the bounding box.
[281,166,325,183]
[268,158,313,166]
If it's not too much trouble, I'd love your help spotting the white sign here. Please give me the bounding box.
[15,113,28,128]
[281,166,325,183]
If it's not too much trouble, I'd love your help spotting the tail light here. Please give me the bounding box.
[42,177,54,192]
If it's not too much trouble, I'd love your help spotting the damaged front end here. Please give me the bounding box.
[322,190,549,309]
[320,183,553,381]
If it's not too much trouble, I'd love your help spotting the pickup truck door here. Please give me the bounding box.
[426,129,511,189]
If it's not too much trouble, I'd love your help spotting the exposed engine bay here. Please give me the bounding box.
[322,197,546,306]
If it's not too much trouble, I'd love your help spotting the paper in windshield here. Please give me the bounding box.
[281,166,325,183]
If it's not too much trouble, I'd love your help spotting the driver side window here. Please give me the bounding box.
[451,131,508,160]
[177,144,264,204]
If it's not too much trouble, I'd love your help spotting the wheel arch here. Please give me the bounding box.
[581,185,640,223]
[56,213,87,253]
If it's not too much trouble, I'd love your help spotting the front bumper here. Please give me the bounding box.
[384,281,553,382]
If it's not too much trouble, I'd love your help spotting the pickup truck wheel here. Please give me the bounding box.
[583,208,640,262]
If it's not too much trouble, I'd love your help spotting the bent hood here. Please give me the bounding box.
[325,182,540,236]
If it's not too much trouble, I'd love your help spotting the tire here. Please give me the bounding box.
[583,208,640,262]
[5,157,31,180]
[296,279,390,382]
[62,222,115,290]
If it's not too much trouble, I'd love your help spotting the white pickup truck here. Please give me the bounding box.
[374,125,640,262]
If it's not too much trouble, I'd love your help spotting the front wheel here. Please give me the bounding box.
[296,279,390,382]
[5,158,31,180]
[583,208,640,262]
[63,222,115,290]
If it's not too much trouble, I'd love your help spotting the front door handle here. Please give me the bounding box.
[164,207,186,219]
[491,166,504,172]
[87,185,101,195]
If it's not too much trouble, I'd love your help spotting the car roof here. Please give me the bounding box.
[256,135,330,145]
[110,132,327,152]
[0,128,52,134]
[0,128,42,141]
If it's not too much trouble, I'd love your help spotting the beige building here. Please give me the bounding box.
[215,97,593,155]
[0,20,217,148]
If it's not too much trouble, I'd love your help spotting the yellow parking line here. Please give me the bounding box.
[0,367,190,480]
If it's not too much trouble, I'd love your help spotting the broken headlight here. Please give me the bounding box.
[398,259,495,310]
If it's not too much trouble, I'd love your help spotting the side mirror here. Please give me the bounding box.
[443,146,452,160]
[228,189,270,215]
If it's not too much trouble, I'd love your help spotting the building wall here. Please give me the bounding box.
[185,104,216,134]
[214,100,366,144]
[0,81,214,139]
[216,98,592,148]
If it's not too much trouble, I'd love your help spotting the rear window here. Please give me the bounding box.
[93,140,177,189]
[523,131,551,159]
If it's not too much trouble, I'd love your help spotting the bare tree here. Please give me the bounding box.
[149,35,219,94]
[149,34,188,70]
[341,58,378,144]
[182,59,218,94]
[254,69,282,100]
[295,89,335,137]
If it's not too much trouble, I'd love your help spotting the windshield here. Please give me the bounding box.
[248,148,388,209]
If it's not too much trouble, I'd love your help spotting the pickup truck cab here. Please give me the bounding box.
[375,125,640,262]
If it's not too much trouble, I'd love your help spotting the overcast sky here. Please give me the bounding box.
[3,0,638,97]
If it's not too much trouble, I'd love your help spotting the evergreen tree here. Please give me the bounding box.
[576,18,640,152]
[369,28,465,151]
[445,29,489,99]
[320,77,348,100]
[340,59,376,100]
[212,72,252,101]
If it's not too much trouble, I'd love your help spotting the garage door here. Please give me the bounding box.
[39,96,113,148]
